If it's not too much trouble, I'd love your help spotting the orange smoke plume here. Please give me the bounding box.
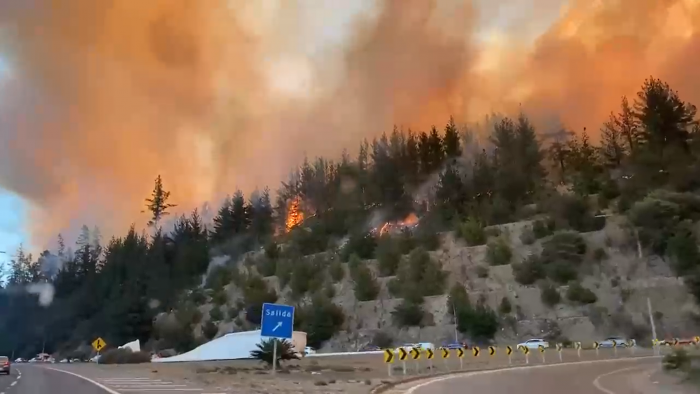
[0,0,699,246]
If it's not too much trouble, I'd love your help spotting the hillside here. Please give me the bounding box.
[2,76,700,358]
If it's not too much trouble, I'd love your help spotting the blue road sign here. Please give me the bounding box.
[260,303,295,340]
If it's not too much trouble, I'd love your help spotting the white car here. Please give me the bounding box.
[304,346,316,355]
[517,339,550,350]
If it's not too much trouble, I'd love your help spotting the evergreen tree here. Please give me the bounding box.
[443,116,461,159]
[600,113,627,167]
[145,175,177,228]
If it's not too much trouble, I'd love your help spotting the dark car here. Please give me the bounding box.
[0,357,10,375]
[441,342,464,350]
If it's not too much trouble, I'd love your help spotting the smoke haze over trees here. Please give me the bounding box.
[1,0,700,246]
[1,74,700,357]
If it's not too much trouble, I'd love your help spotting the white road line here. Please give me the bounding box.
[9,382,15,387]
[103,378,155,381]
[45,367,121,394]
[117,389,203,392]
[112,385,188,388]
[109,383,175,386]
[404,356,660,394]
[592,365,648,394]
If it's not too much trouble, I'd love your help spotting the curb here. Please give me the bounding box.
[369,353,659,394]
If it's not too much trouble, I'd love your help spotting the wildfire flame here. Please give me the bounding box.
[285,197,304,232]
[379,212,420,236]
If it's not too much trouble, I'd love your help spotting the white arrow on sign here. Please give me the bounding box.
[273,322,283,332]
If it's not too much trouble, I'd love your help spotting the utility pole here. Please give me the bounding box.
[452,302,459,343]
[647,297,659,356]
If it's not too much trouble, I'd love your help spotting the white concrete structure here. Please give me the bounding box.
[153,330,307,362]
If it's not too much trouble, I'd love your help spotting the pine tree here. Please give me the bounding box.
[417,131,431,175]
[404,130,420,185]
[145,175,177,228]
[443,116,461,159]
[616,96,641,155]
[428,126,444,171]
[212,196,234,243]
[600,113,627,167]
[230,190,250,234]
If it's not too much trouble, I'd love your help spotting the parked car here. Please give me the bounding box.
[358,345,381,352]
[598,337,630,348]
[441,342,464,350]
[304,346,316,355]
[517,339,550,350]
[0,356,10,375]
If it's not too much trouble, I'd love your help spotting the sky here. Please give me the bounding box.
[1,0,698,254]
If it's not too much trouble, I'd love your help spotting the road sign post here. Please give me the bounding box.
[575,342,582,359]
[426,348,434,372]
[539,345,545,363]
[441,347,450,371]
[506,345,513,365]
[383,349,394,376]
[92,337,107,365]
[520,345,529,364]
[594,341,600,358]
[556,343,563,362]
[411,347,420,374]
[260,303,295,375]
[457,347,464,370]
[398,348,408,375]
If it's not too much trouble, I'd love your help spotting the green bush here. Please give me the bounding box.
[289,256,326,299]
[99,348,152,364]
[592,247,607,262]
[256,256,277,277]
[371,331,394,348]
[447,283,471,315]
[540,283,561,307]
[392,296,426,327]
[512,255,546,285]
[498,297,512,314]
[566,282,597,304]
[376,235,402,276]
[548,194,605,232]
[340,231,377,261]
[202,320,219,340]
[396,229,417,254]
[486,238,512,266]
[540,231,587,283]
[189,289,206,305]
[205,265,232,290]
[662,348,692,372]
[476,265,489,278]
[349,255,380,301]
[209,306,223,322]
[520,226,536,245]
[250,338,298,367]
[458,218,486,246]
[414,222,441,251]
[456,303,499,341]
[296,294,345,349]
[211,288,228,305]
[390,248,447,298]
[532,218,555,239]
[328,259,345,282]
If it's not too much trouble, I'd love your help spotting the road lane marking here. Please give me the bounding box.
[9,382,15,387]
[403,356,660,394]
[45,367,121,394]
[117,389,203,392]
[592,365,649,394]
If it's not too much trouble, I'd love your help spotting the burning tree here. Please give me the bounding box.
[285,197,304,232]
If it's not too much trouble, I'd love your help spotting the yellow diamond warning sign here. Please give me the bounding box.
[92,337,107,352]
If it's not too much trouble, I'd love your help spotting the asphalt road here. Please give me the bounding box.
[394,357,693,394]
[1,365,110,394]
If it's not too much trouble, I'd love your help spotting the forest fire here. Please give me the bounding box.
[378,212,420,236]
[285,197,304,232]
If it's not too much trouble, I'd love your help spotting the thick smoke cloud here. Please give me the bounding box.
[0,0,699,246]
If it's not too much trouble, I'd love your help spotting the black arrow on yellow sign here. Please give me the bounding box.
[472,346,480,357]
[411,347,420,360]
[384,349,394,363]
[488,346,496,356]
[426,348,434,360]
[506,345,513,356]
[398,348,408,361]
[593,341,600,349]
[441,348,450,359]
[538,345,545,353]
[520,345,530,355]
[457,348,464,358]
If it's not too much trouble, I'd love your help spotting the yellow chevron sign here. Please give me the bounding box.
[411,347,421,360]
[488,346,496,356]
[384,349,395,363]
[472,346,480,357]
[426,348,434,360]
[556,343,563,351]
[538,345,545,353]
[457,348,464,358]
[694,336,700,344]
[398,348,408,361]
[575,342,582,350]
[506,345,513,356]
[520,345,530,355]
[441,348,450,359]
[593,341,600,349]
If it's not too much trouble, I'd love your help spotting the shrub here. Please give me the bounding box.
[202,320,219,340]
[398,247,447,297]
[456,303,499,341]
[476,265,489,278]
[256,256,277,277]
[498,297,512,314]
[486,238,512,266]
[458,218,486,246]
[211,288,228,306]
[414,222,441,251]
[447,283,471,315]
[376,235,402,276]
[548,193,605,232]
[392,296,426,327]
[297,295,345,349]
[205,265,232,290]
[340,231,377,261]
[209,306,223,322]
[250,338,298,367]
[662,348,692,372]
[512,255,546,285]
[540,230,587,284]
[189,289,206,305]
[566,283,597,304]
[540,283,561,307]
[242,274,278,325]
[289,256,326,299]
[371,331,394,348]
[593,247,607,262]
[99,348,152,364]
[328,259,345,282]
[349,255,380,301]
[665,231,700,276]
[396,229,417,254]
[227,306,239,320]
[520,226,536,245]
[532,218,555,239]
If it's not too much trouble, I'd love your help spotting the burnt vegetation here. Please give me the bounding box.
[2,77,700,356]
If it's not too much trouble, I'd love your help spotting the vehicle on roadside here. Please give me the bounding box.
[516,339,550,350]
[441,342,464,350]
[358,345,381,352]
[659,338,694,346]
[598,337,630,348]
[400,343,418,352]
[303,346,316,355]
[0,356,10,375]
